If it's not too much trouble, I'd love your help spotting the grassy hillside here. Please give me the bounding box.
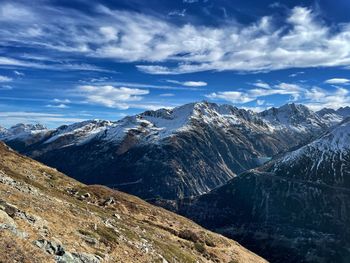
[0,142,266,263]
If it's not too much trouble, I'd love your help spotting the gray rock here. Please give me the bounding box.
[102,197,115,206]
[81,193,91,199]
[34,239,65,256]
[34,239,101,263]
[56,252,75,263]
[0,210,16,226]
[0,200,19,217]
[0,210,28,238]
[56,252,101,263]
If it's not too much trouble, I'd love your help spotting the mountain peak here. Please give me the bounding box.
[268,103,311,114]
[336,106,350,117]
[258,102,325,131]
[10,123,47,132]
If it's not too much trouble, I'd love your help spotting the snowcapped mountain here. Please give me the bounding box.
[316,106,350,126]
[169,117,350,263]
[316,108,343,126]
[259,103,327,132]
[336,106,350,118]
[273,117,350,187]
[0,123,50,150]
[43,120,115,147]
[0,101,345,199]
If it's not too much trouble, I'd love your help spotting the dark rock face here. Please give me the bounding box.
[1,102,334,199]
[167,120,350,263]
[171,172,350,263]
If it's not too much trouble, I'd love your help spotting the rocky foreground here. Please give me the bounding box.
[0,142,266,263]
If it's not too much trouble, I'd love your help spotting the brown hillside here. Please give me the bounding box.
[0,142,267,263]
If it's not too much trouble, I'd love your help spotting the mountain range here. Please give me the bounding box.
[1,101,350,262]
[1,102,348,200]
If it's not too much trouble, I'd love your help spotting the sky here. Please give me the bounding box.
[1,0,350,127]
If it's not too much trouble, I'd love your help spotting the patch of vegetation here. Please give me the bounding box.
[204,236,216,247]
[194,242,206,254]
[153,239,196,263]
[178,229,200,242]
[95,226,120,246]
[78,229,99,239]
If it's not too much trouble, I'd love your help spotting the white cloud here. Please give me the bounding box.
[252,81,270,89]
[0,75,12,82]
[324,78,350,84]
[304,87,350,110]
[206,81,350,111]
[206,91,254,104]
[77,85,149,109]
[99,26,118,41]
[168,9,186,17]
[46,104,69,108]
[2,4,350,74]
[289,71,305,77]
[53,98,71,103]
[0,3,350,74]
[14,70,24,76]
[0,3,35,22]
[208,82,303,104]
[166,80,207,87]
[0,112,86,128]
[0,56,109,72]
[159,93,175,97]
[207,82,302,104]
[257,99,265,105]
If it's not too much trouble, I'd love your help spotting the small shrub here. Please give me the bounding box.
[178,229,200,242]
[194,242,206,254]
[204,237,215,247]
[96,226,119,246]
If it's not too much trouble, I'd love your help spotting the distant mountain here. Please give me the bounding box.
[336,106,350,118]
[0,123,50,153]
[317,106,350,126]
[260,103,330,132]
[168,118,350,263]
[0,141,267,263]
[0,102,345,199]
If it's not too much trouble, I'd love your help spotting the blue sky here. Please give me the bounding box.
[1,0,350,127]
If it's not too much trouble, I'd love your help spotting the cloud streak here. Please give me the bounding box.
[325,78,350,84]
[77,85,149,109]
[207,82,303,104]
[1,3,350,74]
[0,75,12,82]
[166,80,207,87]
[0,112,86,128]
[206,82,350,110]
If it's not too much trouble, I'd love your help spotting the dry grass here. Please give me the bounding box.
[0,142,267,263]
[0,231,53,263]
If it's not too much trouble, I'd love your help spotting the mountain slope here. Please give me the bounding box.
[0,141,266,263]
[1,102,337,200]
[167,118,350,263]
